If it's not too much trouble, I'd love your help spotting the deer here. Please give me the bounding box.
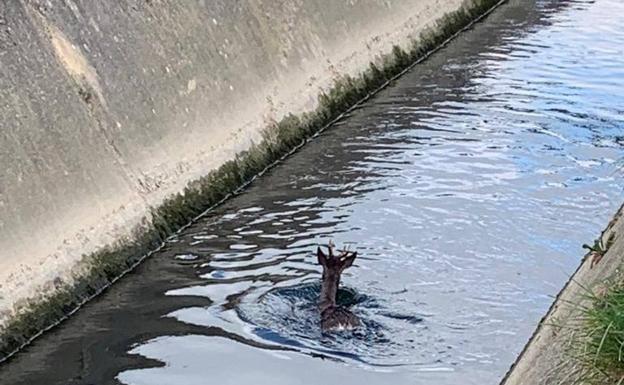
[317,242,360,331]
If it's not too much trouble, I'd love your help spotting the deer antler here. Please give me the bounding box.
[337,244,354,260]
[326,240,356,260]
[328,239,335,257]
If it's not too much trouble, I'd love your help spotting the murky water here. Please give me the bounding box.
[3,0,624,384]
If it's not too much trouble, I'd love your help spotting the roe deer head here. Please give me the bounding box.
[317,243,360,331]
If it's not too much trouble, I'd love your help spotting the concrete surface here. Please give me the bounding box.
[501,205,624,385]
[0,0,485,331]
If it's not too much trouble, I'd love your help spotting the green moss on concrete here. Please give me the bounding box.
[0,228,163,361]
[0,0,505,363]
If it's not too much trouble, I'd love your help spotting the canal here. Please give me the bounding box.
[2,0,623,384]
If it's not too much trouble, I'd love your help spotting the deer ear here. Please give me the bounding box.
[317,247,328,267]
[340,251,357,271]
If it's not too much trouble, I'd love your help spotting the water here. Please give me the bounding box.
[2,0,624,384]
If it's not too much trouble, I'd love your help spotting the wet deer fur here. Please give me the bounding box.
[317,244,360,331]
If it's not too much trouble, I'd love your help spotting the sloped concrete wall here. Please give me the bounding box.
[0,0,468,326]
[501,206,624,385]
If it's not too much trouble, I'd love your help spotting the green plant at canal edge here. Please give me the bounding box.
[0,0,506,363]
[576,284,624,384]
[583,233,616,256]
[583,233,616,267]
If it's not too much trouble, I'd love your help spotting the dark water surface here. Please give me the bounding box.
[3,0,624,384]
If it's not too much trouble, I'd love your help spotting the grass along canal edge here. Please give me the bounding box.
[576,280,624,384]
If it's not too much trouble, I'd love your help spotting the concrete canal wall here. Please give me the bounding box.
[502,205,624,385]
[0,0,504,358]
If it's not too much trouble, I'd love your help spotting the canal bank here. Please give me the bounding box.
[502,204,624,385]
[0,0,506,361]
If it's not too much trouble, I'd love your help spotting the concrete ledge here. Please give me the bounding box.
[0,0,505,362]
[501,204,624,385]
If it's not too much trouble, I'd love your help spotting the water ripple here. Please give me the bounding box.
[3,1,624,385]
